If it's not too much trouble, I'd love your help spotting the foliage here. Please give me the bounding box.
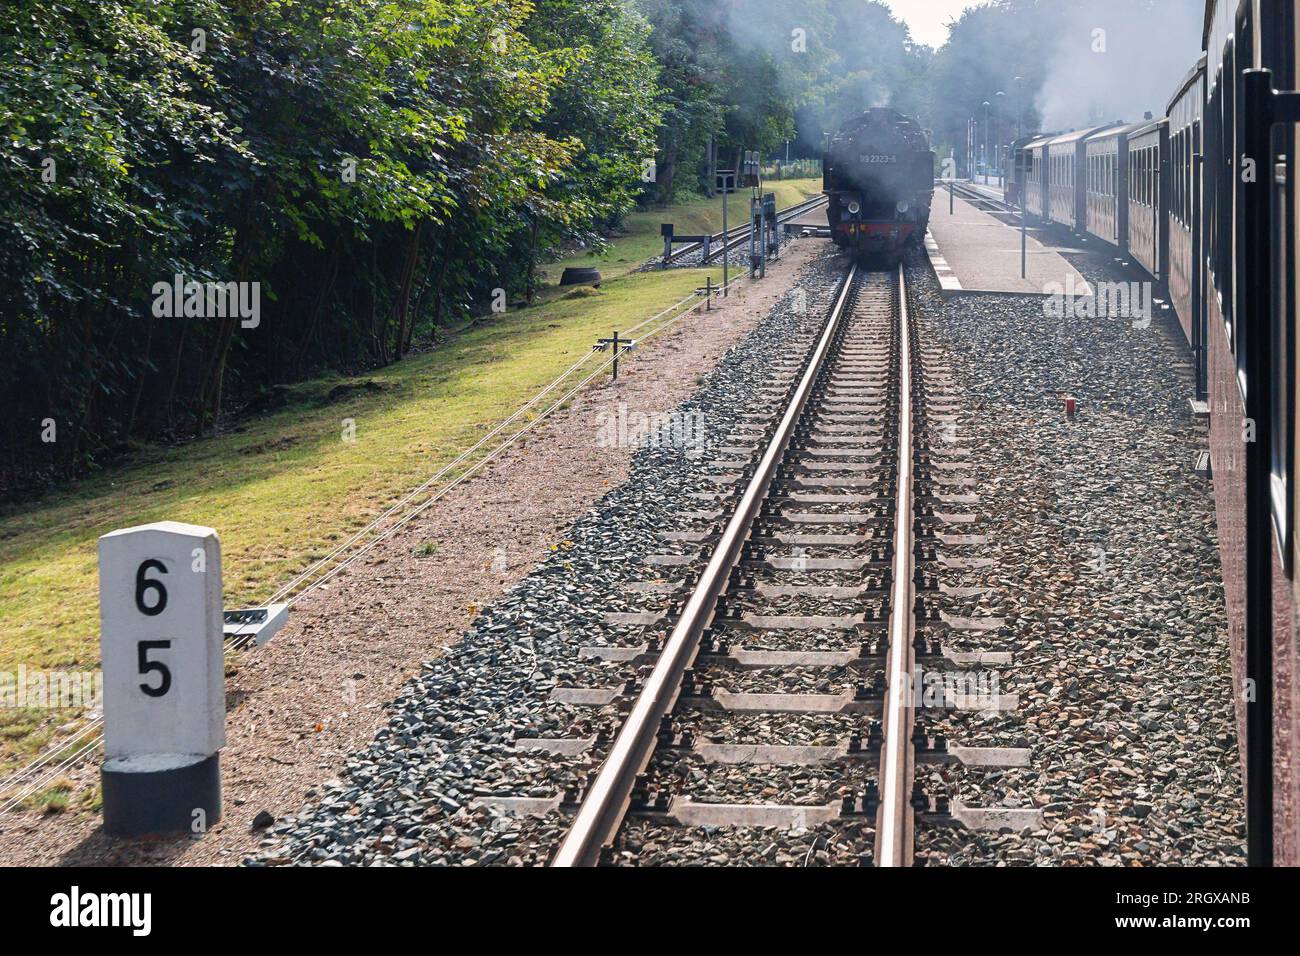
[4,0,1157,497]
[0,0,660,494]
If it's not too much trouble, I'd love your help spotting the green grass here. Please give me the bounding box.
[0,269,710,670]
[543,177,824,283]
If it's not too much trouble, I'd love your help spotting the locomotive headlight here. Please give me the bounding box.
[896,200,910,213]
[847,200,861,215]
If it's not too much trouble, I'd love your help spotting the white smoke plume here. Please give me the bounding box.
[1037,0,1203,130]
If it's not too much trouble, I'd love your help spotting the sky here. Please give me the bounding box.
[882,0,992,48]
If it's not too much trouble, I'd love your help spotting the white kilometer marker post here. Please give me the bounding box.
[98,521,225,836]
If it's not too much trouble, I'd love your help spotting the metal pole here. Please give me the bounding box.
[1021,186,1027,279]
[1240,67,1275,868]
[749,195,757,279]
[722,180,729,296]
[983,103,990,183]
[995,92,1005,185]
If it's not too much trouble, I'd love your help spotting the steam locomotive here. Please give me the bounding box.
[823,108,935,263]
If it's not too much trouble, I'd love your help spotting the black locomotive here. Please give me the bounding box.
[823,108,935,263]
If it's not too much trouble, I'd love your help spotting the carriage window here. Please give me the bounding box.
[1182,132,1187,221]
[1175,134,1182,222]
[1180,132,1187,222]
[1223,42,1237,353]
[1183,131,1190,223]
[1176,133,1183,223]
[1272,154,1292,568]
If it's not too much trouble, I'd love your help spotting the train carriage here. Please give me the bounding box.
[1022,135,1054,219]
[1083,124,1141,249]
[1167,56,1207,375]
[1124,120,1170,280]
[1046,126,1119,231]
[1045,129,1087,228]
[1202,0,1299,868]
[1005,134,1038,209]
[999,3,1300,865]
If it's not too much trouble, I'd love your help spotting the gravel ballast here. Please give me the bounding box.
[253,250,850,866]
[907,239,1245,866]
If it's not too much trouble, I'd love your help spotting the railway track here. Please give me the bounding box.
[944,180,1015,215]
[227,252,1044,868]
[529,263,947,866]
[666,194,828,266]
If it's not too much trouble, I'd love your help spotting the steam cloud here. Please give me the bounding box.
[718,0,919,139]
[1037,0,1203,130]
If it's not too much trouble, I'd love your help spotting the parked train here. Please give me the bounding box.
[823,108,935,263]
[1005,0,1298,867]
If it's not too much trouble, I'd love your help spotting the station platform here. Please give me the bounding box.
[925,192,1091,297]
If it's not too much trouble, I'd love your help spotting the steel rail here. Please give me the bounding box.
[551,262,861,867]
[668,195,828,265]
[876,263,916,867]
[947,180,1013,213]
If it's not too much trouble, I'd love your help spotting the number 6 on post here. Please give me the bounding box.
[97,521,224,836]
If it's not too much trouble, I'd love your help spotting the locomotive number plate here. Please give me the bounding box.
[860,155,898,164]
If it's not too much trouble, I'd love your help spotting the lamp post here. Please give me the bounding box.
[969,117,975,178]
[1013,76,1024,141]
[982,101,991,183]
[995,90,1006,183]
